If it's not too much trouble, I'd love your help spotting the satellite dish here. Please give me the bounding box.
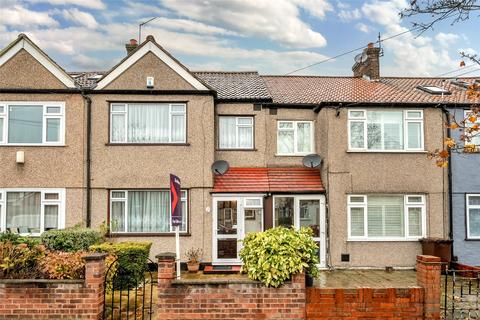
[361,51,368,62]
[354,53,362,63]
[302,154,322,169]
[211,160,229,175]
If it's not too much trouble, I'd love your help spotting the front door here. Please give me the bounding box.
[212,196,264,264]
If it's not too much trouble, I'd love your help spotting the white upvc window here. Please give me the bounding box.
[277,120,314,155]
[110,103,186,143]
[218,116,254,149]
[0,188,65,236]
[466,194,480,239]
[110,189,188,233]
[0,102,65,145]
[348,109,424,151]
[348,194,426,241]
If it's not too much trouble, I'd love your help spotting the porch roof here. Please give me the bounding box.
[212,167,324,193]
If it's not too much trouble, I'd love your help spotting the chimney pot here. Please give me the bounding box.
[130,39,137,45]
[367,42,374,48]
[125,39,139,55]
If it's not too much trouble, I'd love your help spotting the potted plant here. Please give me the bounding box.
[185,247,203,273]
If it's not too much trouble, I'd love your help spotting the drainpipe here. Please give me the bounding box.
[82,92,92,227]
[440,105,454,258]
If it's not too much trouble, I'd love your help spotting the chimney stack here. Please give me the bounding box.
[352,42,381,81]
[125,39,138,55]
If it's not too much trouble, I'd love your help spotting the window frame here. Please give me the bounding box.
[109,102,187,144]
[0,101,65,146]
[276,120,315,156]
[348,109,424,152]
[109,189,189,234]
[464,110,480,149]
[347,194,426,241]
[0,188,66,236]
[217,116,254,150]
[466,194,480,240]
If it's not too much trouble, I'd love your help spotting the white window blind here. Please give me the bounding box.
[348,110,423,151]
[348,194,425,240]
[110,103,186,143]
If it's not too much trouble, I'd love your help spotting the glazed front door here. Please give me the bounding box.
[213,199,240,264]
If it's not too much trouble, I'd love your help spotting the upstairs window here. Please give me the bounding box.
[348,194,425,240]
[467,194,480,239]
[348,109,423,151]
[218,116,254,149]
[277,121,314,155]
[464,110,480,148]
[110,103,186,144]
[0,102,64,145]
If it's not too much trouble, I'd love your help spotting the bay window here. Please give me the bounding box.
[466,194,480,239]
[0,102,64,145]
[0,189,65,235]
[110,103,186,143]
[277,121,314,155]
[218,116,254,149]
[348,109,423,151]
[110,190,188,233]
[348,194,425,240]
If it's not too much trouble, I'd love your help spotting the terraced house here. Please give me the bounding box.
[0,33,475,269]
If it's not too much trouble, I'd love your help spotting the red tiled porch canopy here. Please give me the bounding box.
[212,167,324,193]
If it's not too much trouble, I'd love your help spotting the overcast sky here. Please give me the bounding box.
[0,0,479,77]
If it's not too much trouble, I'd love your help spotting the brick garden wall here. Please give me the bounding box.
[156,253,306,320]
[306,287,424,319]
[157,254,442,320]
[0,253,106,320]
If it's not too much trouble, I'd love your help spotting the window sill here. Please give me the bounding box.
[105,143,190,146]
[275,153,313,157]
[0,144,66,147]
[346,150,428,154]
[347,238,422,242]
[465,238,480,241]
[108,232,191,237]
[216,148,257,152]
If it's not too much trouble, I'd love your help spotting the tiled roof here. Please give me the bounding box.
[69,72,105,89]
[193,71,271,101]
[262,76,478,105]
[212,167,324,193]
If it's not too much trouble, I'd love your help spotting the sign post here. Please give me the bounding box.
[170,174,182,279]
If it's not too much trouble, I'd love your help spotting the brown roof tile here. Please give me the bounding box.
[262,76,478,105]
[194,71,271,101]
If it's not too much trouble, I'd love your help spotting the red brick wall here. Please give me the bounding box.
[0,253,106,320]
[306,287,424,319]
[156,253,306,319]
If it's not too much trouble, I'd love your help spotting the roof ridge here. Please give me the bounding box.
[193,70,259,74]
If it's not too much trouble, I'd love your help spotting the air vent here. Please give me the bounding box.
[341,254,350,262]
[269,108,277,115]
[253,104,262,111]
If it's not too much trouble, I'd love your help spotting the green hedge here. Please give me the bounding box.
[0,232,40,248]
[41,228,102,252]
[89,242,152,288]
[240,227,319,287]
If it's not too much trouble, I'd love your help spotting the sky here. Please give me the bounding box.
[0,0,479,77]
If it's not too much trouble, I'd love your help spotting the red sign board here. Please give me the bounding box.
[170,174,182,227]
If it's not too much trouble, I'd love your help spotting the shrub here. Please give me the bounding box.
[41,227,102,252]
[239,227,319,287]
[0,241,45,279]
[0,232,41,248]
[40,251,85,279]
[90,242,152,288]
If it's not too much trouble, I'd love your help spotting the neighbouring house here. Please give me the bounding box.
[449,102,480,266]
[0,33,475,268]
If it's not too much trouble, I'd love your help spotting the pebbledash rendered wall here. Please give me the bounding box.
[0,253,106,320]
[156,253,442,320]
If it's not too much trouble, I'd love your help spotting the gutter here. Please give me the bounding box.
[81,91,92,228]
